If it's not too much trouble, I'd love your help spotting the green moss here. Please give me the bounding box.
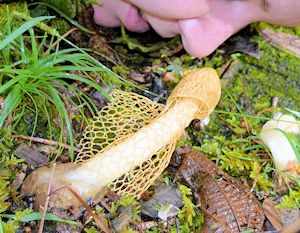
[238,37,300,110]
[258,22,300,37]
[0,130,23,213]
[276,188,300,208]
[40,0,76,18]
[50,18,71,34]
[110,196,141,221]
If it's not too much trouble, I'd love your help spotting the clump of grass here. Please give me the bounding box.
[0,8,130,160]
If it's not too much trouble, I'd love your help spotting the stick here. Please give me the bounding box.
[44,27,78,55]
[38,164,56,233]
[12,135,81,152]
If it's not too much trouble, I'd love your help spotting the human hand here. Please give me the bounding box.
[93,0,300,57]
[93,0,149,33]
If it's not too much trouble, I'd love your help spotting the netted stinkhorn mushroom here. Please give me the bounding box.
[22,68,221,209]
[260,113,300,176]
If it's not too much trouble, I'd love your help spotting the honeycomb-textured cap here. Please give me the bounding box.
[167,68,221,120]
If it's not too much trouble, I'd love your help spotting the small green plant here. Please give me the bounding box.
[177,185,204,233]
[276,175,300,209]
[178,185,196,226]
[0,209,80,232]
[0,129,23,214]
[110,196,141,220]
[276,189,300,208]
[0,8,128,160]
[0,155,23,213]
[84,226,98,233]
[0,209,32,233]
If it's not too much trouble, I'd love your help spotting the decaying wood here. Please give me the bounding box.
[260,28,300,58]
[14,144,48,167]
[177,150,265,233]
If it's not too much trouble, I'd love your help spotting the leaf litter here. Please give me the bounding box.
[177,150,265,232]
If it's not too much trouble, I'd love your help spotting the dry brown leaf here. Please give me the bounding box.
[282,217,300,233]
[262,198,283,231]
[177,150,265,233]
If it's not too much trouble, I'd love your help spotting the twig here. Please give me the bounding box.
[44,27,78,55]
[248,161,267,194]
[38,163,56,233]
[100,199,111,212]
[243,116,250,134]
[12,134,81,152]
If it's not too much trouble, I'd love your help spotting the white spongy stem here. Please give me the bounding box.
[63,99,199,197]
[260,114,299,171]
[260,129,298,171]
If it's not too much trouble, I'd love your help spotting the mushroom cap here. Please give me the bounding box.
[167,68,221,120]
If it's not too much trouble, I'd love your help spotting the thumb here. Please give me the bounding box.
[178,1,261,57]
[179,16,236,57]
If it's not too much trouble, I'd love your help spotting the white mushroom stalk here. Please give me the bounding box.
[260,113,300,175]
[22,68,221,209]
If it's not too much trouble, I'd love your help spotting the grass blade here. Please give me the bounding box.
[45,84,74,160]
[0,15,54,50]
[274,128,300,163]
[0,212,80,226]
[0,217,3,233]
[0,87,22,128]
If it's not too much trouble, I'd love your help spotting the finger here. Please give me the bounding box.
[178,1,260,57]
[120,5,150,32]
[263,0,300,26]
[127,0,208,19]
[143,13,180,37]
[93,3,120,27]
[94,0,149,33]
[179,17,232,57]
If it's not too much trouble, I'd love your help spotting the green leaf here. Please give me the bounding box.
[0,15,54,50]
[0,217,3,233]
[0,212,80,225]
[274,128,300,164]
[285,107,300,118]
[0,87,22,128]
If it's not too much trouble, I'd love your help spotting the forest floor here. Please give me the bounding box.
[0,2,299,233]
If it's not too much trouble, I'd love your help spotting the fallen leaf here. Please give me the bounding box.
[177,150,265,233]
[282,217,300,233]
[280,207,300,229]
[262,198,283,230]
